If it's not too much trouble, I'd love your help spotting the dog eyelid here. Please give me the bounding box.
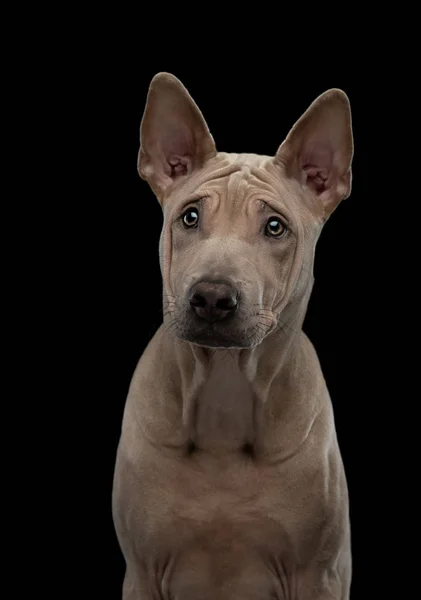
[259,200,290,226]
[176,196,207,219]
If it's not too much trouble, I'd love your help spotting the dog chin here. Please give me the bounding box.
[175,323,261,349]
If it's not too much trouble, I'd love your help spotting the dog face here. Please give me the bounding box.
[138,73,353,349]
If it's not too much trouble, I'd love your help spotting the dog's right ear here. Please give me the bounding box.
[137,73,217,202]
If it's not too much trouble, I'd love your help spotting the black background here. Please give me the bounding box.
[71,48,385,599]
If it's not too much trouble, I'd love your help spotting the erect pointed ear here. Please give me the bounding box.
[274,89,354,219]
[137,72,217,201]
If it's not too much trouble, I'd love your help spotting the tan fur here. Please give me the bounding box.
[113,72,354,599]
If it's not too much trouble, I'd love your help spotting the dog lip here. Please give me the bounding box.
[180,322,247,348]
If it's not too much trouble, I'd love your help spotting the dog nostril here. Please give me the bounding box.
[190,293,207,308]
[216,296,237,311]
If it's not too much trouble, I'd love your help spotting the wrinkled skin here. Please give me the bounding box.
[112,73,354,599]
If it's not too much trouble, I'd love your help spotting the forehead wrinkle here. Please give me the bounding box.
[248,166,281,194]
[227,169,251,209]
[247,166,299,214]
[175,159,294,218]
[207,166,284,220]
[199,168,253,221]
[190,161,244,191]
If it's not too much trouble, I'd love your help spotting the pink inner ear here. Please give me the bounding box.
[168,156,190,177]
[161,123,195,177]
[301,144,333,193]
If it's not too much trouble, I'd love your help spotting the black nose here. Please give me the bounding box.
[189,281,238,322]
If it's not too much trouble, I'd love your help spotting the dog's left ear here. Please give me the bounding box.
[274,89,353,219]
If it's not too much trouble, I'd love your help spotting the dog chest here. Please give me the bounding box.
[114,440,335,600]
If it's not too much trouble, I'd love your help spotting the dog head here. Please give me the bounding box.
[138,73,353,349]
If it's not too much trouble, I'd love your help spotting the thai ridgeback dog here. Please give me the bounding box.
[112,72,354,599]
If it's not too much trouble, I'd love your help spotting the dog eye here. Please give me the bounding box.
[265,217,286,238]
[182,208,199,228]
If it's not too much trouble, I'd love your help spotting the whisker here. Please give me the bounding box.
[164,317,180,340]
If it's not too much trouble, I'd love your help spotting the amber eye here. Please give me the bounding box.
[182,208,199,228]
[265,217,286,238]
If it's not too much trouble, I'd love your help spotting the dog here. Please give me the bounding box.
[112,72,354,599]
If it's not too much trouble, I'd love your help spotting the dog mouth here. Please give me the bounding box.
[183,322,241,348]
[168,311,269,349]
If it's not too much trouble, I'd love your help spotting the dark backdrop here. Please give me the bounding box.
[79,56,378,599]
